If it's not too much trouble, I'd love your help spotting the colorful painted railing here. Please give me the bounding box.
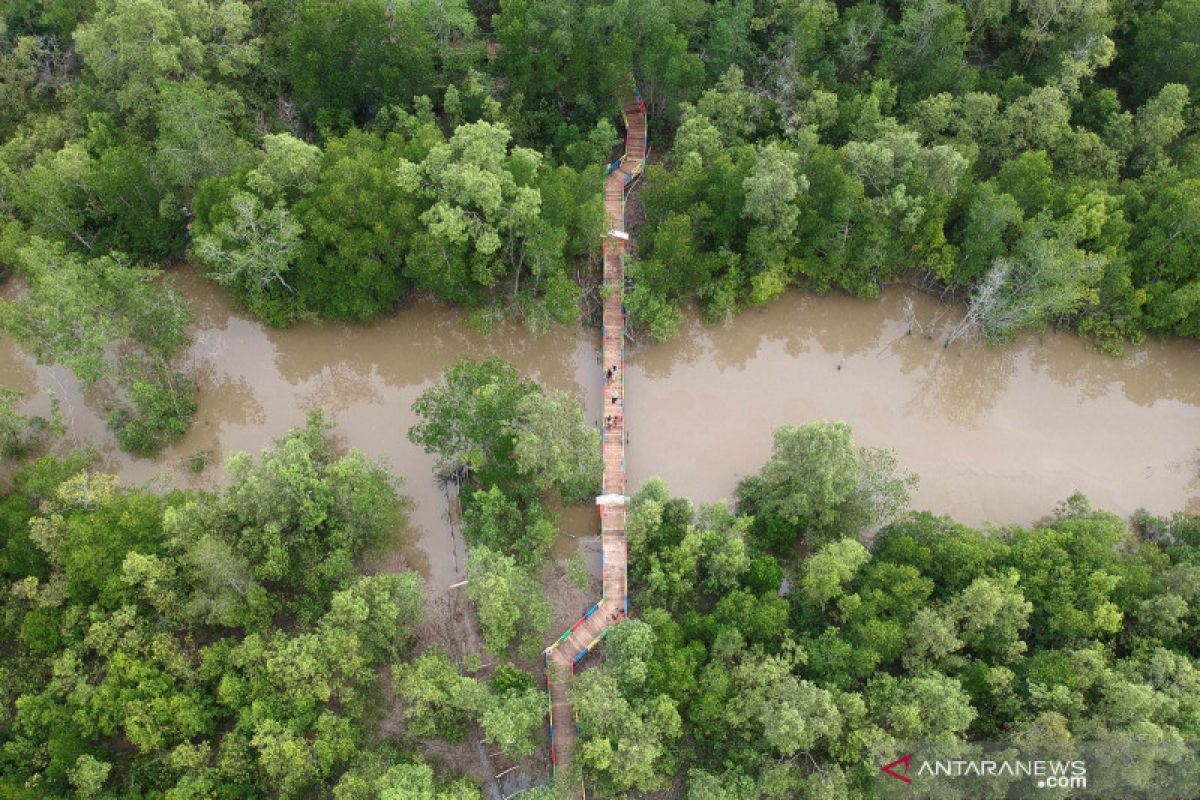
[543,84,646,785]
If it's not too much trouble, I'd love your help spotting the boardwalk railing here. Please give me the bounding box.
[543,85,647,794]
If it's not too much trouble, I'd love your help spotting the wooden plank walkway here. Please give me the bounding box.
[544,90,647,797]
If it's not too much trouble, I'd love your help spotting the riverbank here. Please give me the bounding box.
[2,266,1198,591]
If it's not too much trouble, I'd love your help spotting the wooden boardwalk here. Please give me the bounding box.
[544,91,647,796]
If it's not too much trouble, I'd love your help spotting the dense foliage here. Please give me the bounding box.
[2,372,1198,798]
[0,415,491,798]
[3,0,1199,451]
[0,232,196,454]
[3,0,1200,796]
[191,115,603,329]
[567,422,1200,797]
[620,3,1200,350]
[409,357,599,655]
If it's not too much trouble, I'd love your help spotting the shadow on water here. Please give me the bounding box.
[3,268,1200,585]
[900,343,1020,426]
[625,285,1200,528]
[1029,335,1200,408]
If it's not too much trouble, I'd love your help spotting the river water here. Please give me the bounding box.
[3,268,1198,588]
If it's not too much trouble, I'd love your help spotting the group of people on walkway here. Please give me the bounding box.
[604,363,622,428]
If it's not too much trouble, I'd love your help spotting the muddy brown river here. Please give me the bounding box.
[3,268,1198,589]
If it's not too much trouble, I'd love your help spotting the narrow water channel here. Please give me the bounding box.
[623,290,1200,530]
[2,267,1198,589]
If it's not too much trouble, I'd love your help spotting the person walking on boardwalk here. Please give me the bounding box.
[545,90,645,790]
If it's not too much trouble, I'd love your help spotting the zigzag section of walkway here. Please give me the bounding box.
[543,89,647,797]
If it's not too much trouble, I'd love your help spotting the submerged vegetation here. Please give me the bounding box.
[0,414,465,797]
[575,434,1200,798]
[409,357,601,656]
[2,0,1199,449]
[1,393,1197,798]
[1,0,1199,796]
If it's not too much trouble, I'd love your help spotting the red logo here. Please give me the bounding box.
[882,754,914,784]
